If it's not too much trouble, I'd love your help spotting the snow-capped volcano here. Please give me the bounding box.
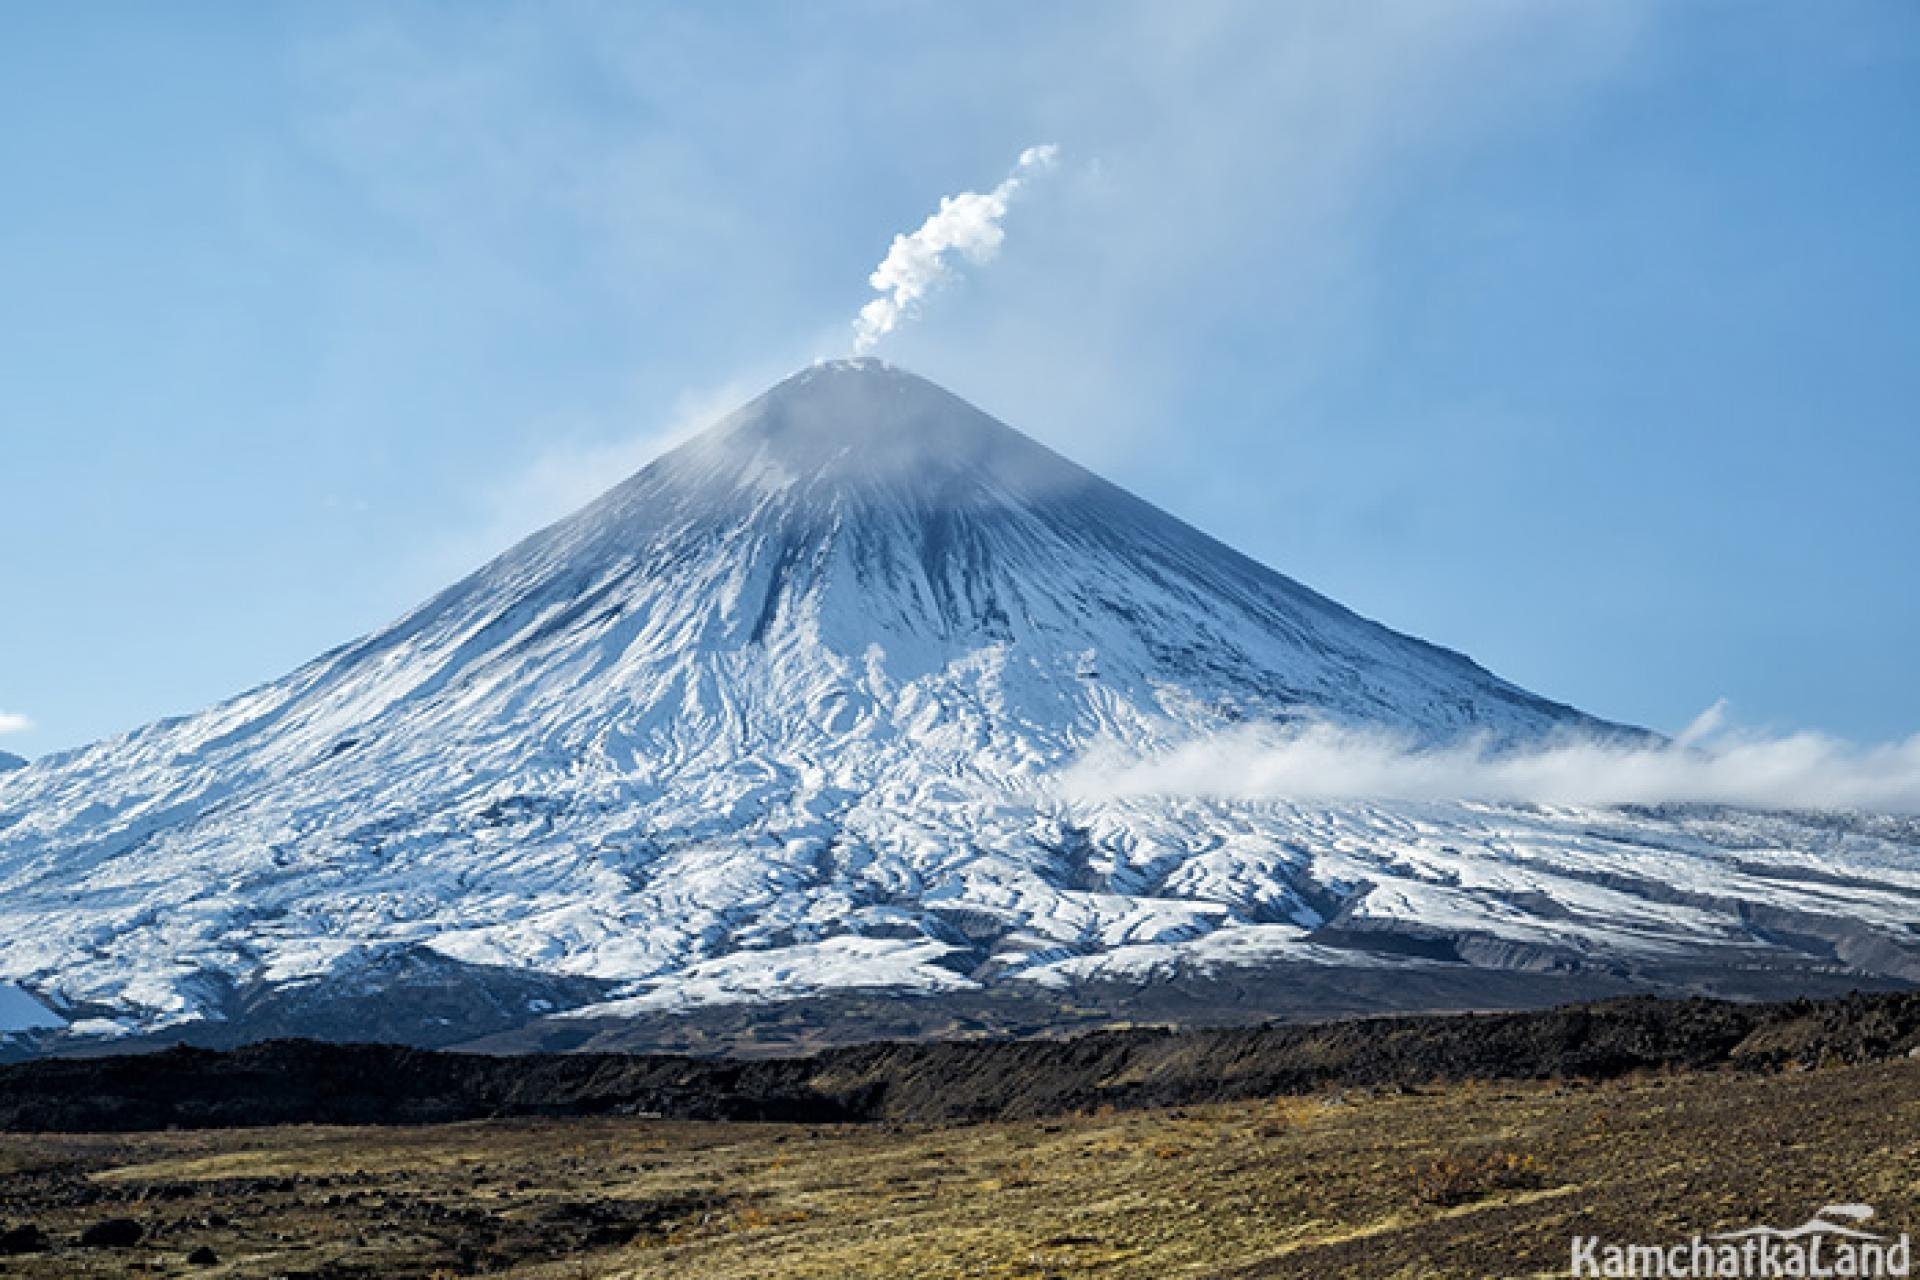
[2,359,1915,1050]
[346,355,1609,757]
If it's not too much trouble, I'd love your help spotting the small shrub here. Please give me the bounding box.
[1409,1150,1546,1207]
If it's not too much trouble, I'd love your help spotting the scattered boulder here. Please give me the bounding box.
[0,1223,50,1254]
[78,1216,145,1248]
[186,1244,220,1266]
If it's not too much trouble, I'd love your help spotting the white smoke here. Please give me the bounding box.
[852,145,1059,353]
[1056,710,1920,814]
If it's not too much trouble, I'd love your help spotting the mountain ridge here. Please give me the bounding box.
[1,360,1914,1051]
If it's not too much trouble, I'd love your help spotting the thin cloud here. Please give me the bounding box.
[0,712,32,736]
[403,370,770,593]
[852,145,1059,353]
[1056,711,1920,814]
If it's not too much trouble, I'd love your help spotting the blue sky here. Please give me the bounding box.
[3,2,1917,757]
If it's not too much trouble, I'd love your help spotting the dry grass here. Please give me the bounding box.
[1,1059,1915,1278]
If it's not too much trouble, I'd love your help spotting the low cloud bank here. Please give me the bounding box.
[852,145,1059,353]
[1057,707,1920,813]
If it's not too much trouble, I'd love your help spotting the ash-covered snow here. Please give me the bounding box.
[1,359,1915,1040]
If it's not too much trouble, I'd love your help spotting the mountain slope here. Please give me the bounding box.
[1,360,1915,1047]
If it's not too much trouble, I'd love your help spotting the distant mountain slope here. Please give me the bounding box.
[1,360,1914,1049]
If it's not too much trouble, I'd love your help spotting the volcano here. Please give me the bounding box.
[3,359,1916,1053]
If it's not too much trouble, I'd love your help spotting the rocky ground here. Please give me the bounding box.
[0,1055,1915,1278]
[6,991,1920,1132]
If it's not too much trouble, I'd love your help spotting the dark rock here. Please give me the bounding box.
[0,1223,50,1254]
[0,991,1916,1133]
[186,1244,219,1265]
[78,1216,145,1248]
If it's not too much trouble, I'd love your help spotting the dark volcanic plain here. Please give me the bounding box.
[1,993,1917,1278]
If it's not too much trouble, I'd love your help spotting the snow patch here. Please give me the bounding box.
[562,937,979,1015]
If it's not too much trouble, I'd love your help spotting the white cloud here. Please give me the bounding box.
[1673,697,1730,748]
[422,373,764,582]
[1056,710,1920,814]
[0,712,32,736]
[852,144,1059,353]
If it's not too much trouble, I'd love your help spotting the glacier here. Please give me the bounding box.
[1,358,1915,1049]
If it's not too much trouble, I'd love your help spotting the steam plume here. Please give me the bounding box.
[852,145,1059,353]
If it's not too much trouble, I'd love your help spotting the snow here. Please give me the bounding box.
[0,359,1914,1039]
[562,936,979,1015]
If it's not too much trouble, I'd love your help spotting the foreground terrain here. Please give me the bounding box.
[1,1056,1915,1278]
[6,992,1920,1130]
